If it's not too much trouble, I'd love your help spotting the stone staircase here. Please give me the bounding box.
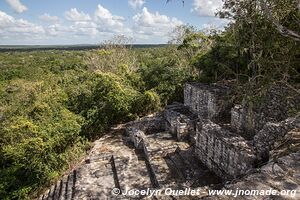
[41,171,76,200]
[39,128,221,200]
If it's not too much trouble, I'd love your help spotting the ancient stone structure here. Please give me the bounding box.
[230,104,258,138]
[127,127,146,149]
[176,83,256,180]
[254,116,300,162]
[125,113,164,134]
[204,150,300,200]
[195,121,256,179]
[182,82,299,180]
[164,102,198,143]
[270,128,300,159]
[184,83,231,122]
[40,82,299,200]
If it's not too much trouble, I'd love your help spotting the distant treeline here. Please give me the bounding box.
[0,44,167,52]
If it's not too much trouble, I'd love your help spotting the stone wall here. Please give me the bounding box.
[230,105,244,132]
[128,82,299,182]
[164,102,198,142]
[126,127,160,188]
[184,83,231,122]
[230,104,260,139]
[270,128,300,159]
[195,121,256,180]
[181,83,257,180]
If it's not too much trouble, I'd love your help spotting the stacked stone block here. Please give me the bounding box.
[230,104,260,139]
[195,121,256,179]
[164,102,198,142]
[127,127,146,149]
[182,83,259,180]
[184,83,231,122]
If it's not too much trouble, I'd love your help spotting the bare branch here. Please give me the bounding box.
[260,0,300,41]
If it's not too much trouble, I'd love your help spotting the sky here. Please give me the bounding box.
[0,0,228,45]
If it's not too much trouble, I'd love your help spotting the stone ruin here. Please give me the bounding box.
[167,83,300,180]
[184,83,232,122]
[164,103,198,143]
[39,82,300,200]
[194,121,256,180]
[167,83,256,180]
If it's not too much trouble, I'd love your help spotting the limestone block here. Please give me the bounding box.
[195,120,256,179]
[126,127,146,150]
[164,102,198,141]
[184,83,231,122]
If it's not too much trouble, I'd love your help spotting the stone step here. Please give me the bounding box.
[52,179,61,200]
[46,184,55,200]
[144,155,160,188]
[40,169,76,200]
[86,153,113,163]
[144,132,191,188]
[140,142,160,188]
[176,148,209,178]
[163,147,196,183]
[57,178,66,200]
[39,129,225,199]
[65,170,76,200]
[166,156,194,188]
[175,149,195,180]
[73,158,115,199]
[112,148,154,199]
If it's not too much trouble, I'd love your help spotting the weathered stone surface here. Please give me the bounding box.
[164,102,198,142]
[39,130,221,200]
[260,84,299,125]
[184,83,231,122]
[230,104,259,139]
[271,128,300,159]
[126,127,146,149]
[230,105,243,132]
[254,116,300,162]
[126,113,164,134]
[195,120,256,180]
[203,150,300,200]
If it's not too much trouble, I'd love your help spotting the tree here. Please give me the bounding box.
[260,0,300,41]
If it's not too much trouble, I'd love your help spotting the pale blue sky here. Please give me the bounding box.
[0,0,227,45]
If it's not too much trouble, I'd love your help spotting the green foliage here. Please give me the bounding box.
[190,31,249,82]
[134,90,161,115]
[180,0,300,92]
[1,6,299,196]
[0,46,193,199]
[219,0,300,85]
[77,72,141,139]
[137,46,195,104]
[0,51,89,199]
